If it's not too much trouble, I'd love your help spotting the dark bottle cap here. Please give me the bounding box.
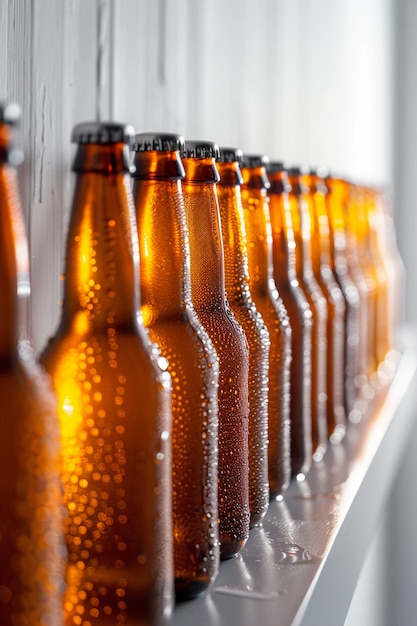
[241,154,270,169]
[217,147,243,164]
[181,140,220,159]
[241,154,270,189]
[216,147,244,185]
[267,162,291,194]
[132,132,185,153]
[71,122,135,145]
[0,102,21,125]
[267,161,286,174]
[285,164,310,177]
[131,133,185,180]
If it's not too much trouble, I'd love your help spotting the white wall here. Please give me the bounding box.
[0,0,402,353]
[1,1,414,622]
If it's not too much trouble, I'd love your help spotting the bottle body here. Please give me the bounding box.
[325,176,361,420]
[308,171,346,442]
[373,190,405,362]
[41,126,174,626]
[286,168,328,462]
[343,182,377,395]
[0,109,65,626]
[182,145,250,559]
[240,156,293,490]
[216,152,270,526]
[267,165,313,476]
[132,139,220,599]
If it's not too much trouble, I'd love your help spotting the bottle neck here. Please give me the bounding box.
[182,168,226,310]
[216,164,251,305]
[287,174,313,277]
[240,167,273,292]
[0,162,20,362]
[61,143,140,332]
[310,174,331,267]
[133,176,190,323]
[0,117,30,363]
[267,171,297,281]
[326,178,349,258]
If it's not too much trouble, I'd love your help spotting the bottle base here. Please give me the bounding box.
[220,538,248,561]
[175,578,211,602]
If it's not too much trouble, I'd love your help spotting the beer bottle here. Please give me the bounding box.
[0,103,65,625]
[305,169,347,443]
[40,122,174,625]
[285,167,328,462]
[325,176,361,420]
[216,147,270,526]
[372,190,405,363]
[361,186,389,374]
[240,155,293,487]
[131,133,220,599]
[266,163,313,475]
[181,140,250,559]
[345,182,378,388]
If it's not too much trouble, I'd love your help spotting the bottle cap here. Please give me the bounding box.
[267,161,286,174]
[0,102,21,125]
[241,154,270,169]
[285,164,310,177]
[182,140,220,159]
[217,147,243,164]
[132,133,184,152]
[71,122,135,145]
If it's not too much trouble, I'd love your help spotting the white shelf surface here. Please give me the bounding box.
[172,330,417,626]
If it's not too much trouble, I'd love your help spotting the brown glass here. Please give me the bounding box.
[216,157,270,525]
[0,120,65,625]
[40,137,174,625]
[308,172,346,442]
[325,177,361,418]
[362,187,389,370]
[182,153,250,559]
[132,146,220,598]
[267,168,313,475]
[345,183,378,386]
[371,190,405,360]
[240,162,293,487]
[286,170,328,461]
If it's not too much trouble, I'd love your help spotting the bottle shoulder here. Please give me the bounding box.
[40,321,170,385]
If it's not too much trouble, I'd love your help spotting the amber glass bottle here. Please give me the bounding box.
[372,190,405,362]
[285,167,328,461]
[305,169,346,443]
[131,133,219,599]
[325,176,361,419]
[216,147,270,526]
[360,186,389,373]
[240,155,293,486]
[181,140,250,559]
[345,182,378,387]
[40,122,174,626]
[266,163,313,474]
[0,103,65,625]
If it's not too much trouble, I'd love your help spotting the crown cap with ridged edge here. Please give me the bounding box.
[267,161,288,174]
[132,133,184,153]
[285,164,310,178]
[181,140,220,159]
[241,154,270,169]
[71,122,135,145]
[217,147,243,164]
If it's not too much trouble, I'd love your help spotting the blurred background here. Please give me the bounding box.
[1,1,416,623]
